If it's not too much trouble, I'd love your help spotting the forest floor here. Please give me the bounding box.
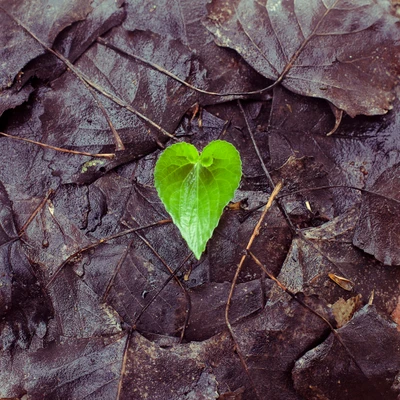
[0,1,400,399]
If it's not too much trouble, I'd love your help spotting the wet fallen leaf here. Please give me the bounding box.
[205,0,400,116]
[269,208,400,316]
[293,305,400,399]
[0,0,92,90]
[353,163,400,266]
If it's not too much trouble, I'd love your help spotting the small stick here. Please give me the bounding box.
[225,182,282,400]
[0,131,115,159]
[1,8,176,143]
[18,189,55,236]
[116,330,133,400]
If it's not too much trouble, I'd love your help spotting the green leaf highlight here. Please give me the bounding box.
[154,140,242,259]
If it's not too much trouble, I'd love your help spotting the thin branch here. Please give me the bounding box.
[116,329,133,400]
[97,37,278,99]
[18,189,55,236]
[225,182,282,400]
[0,131,115,159]
[1,8,176,144]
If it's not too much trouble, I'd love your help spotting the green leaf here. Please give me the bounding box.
[154,140,242,259]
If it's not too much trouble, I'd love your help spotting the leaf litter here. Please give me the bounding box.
[0,0,400,399]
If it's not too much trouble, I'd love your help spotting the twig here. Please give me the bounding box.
[116,329,133,400]
[18,189,55,236]
[97,37,278,99]
[1,8,176,144]
[0,131,115,159]
[225,182,282,400]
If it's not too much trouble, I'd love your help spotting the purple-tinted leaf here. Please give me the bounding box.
[353,164,400,266]
[185,279,267,341]
[270,208,400,317]
[0,0,92,90]
[205,0,400,116]
[0,83,34,117]
[123,0,268,97]
[119,332,249,400]
[293,305,400,399]
[231,295,329,400]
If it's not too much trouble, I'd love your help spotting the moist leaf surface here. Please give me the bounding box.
[154,140,242,259]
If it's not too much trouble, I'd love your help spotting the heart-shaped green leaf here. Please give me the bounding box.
[154,140,242,259]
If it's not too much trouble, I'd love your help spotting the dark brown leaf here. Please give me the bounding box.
[119,332,249,400]
[293,305,400,399]
[205,0,400,116]
[185,280,266,341]
[231,295,330,400]
[269,208,400,316]
[123,0,268,97]
[0,182,52,353]
[0,0,92,90]
[353,163,400,265]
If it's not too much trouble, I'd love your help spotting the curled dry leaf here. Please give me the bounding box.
[328,273,354,291]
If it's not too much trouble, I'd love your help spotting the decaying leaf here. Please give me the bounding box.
[119,332,248,400]
[353,163,400,266]
[269,208,400,316]
[0,334,128,399]
[328,273,354,291]
[331,294,362,328]
[123,0,268,97]
[205,0,400,116]
[0,0,92,90]
[293,305,400,400]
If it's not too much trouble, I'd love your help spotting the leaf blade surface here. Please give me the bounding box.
[154,140,242,259]
[204,0,400,116]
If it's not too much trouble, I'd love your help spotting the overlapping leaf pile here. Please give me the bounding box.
[0,0,399,399]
